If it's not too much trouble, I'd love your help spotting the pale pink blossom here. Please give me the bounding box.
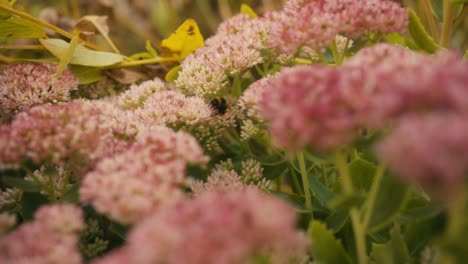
[94,188,308,264]
[0,204,84,264]
[0,101,130,175]
[269,0,407,55]
[377,113,468,198]
[118,78,167,110]
[80,126,208,224]
[0,63,78,119]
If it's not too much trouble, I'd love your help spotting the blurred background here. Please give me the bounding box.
[10,0,287,54]
[4,1,466,55]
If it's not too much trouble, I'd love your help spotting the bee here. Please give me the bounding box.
[210,96,227,115]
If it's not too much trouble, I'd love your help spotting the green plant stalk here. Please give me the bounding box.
[297,152,313,213]
[108,57,180,68]
[334,151,367,264]
[330,39,343,66]
[362,164,385,230]
[422,0,439,40]
[288,163,303,195]
[0,4,101,51]
[440,0,455,47]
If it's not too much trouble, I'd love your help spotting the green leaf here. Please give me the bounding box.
[325,209,349,233]
[370,225,412,264]
[407,8,441,53]
[396,206,442,224]
[20,192,49,220]
[403,212,445,256]
[40,38,126,67]
[70,65,102,84]
[3,176,41,192]
[430,0,464,21]
[56,35,79,74]
[349,158,376,191]
[385,33,418,50]
[328,193,366,210]
[0,15,46,38]
[165,65,182,82]
[0,0,12,19]
[367,175,410,233]
[309,220,353,264]
[62,183,79,203]
[307,171,336,207]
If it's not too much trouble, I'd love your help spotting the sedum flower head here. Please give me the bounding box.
[269,0,407,55]
[377,113,468,199]
[0,204,84,264]
[136,90,213,126]
[0,63,78,119]
[80,126,208,224]
[0,101,129,175]
[117,78,167,110]
[260,65,365,151]
[191,159,271,195]
[94,188,308,264]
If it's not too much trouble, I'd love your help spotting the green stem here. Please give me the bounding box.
[289,163,303,195]
[330,39,343,66]
[0,4,101,51]
[421,0,439,40]
[108,57,179,68]
[334,151,367,264]
[297,152,313,213]
[362,164,385,231]
[294,58,313,65]
[440,0,455,47]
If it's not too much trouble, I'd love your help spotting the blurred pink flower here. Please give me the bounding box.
[260,44,468,151]
[269,0,407,55]
[377,113,468,198]
[0,63,78,119]
[94,188,308,264]
[80,126,208,224]
[260,65,365,151]
[0,204,84,264]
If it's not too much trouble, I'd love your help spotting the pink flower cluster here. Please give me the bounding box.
[191,159,270,195]
[118,78,168,110]
[0,63,78,120]
[176,15,268,97]
[260,44,468,151]
[239,74,277,121]
[80,126,208,224]
[269,0,408,55]
[0,204,84,264]
[93,188,308,264]
[377,113,468,198]
[260,65,365,151]
[0,101,129,174]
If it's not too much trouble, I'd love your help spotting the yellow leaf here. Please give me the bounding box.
[165,65,182,82]
[40,38,125,67]
[0,0,12,19]
[160,18,204,61]
[240,4,257,18]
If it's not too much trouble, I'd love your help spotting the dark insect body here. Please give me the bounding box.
[211,97,227,115]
